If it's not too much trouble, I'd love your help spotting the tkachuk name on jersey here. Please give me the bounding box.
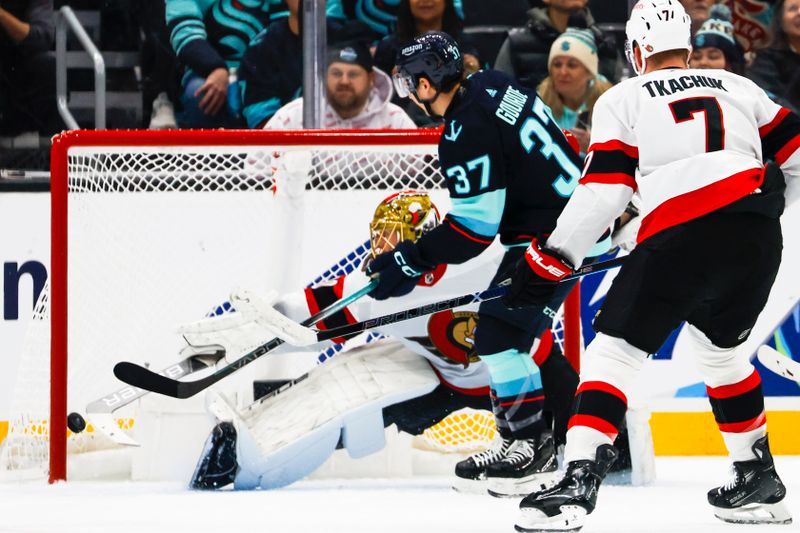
[496,85,528,126]
[642,74,728,98]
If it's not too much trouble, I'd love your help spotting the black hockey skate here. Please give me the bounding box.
[190,421,238,490]
[515,444,618,532]
[487,432,559,498]
[453,435,514,494]
[708,435,792,525]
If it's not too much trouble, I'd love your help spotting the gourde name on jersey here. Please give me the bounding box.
[437,70,584,246]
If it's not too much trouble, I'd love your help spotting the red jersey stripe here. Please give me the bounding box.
[718,412,767,433]
[431,367,490,396]
[589,140,639,159]
[499,395,545,408]
[532,328,554,367]
[637,166,764,244]
[707,369,762,399]
[447,219,494,244]
[576,381,628,404]
[759,107,791,138]
[568,414,620,440]
[580,172,638,191]
[775,133,800,166]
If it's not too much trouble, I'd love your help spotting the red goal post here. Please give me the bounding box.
[42,129,583,482]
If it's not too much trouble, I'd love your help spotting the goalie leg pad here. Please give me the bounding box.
[233,341,439,489]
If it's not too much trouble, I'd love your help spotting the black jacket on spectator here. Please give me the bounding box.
[240,19,306,129]
[747,47,800,114]
[0,0,59,135]
[493,7,621,90]
[0,0,53,54]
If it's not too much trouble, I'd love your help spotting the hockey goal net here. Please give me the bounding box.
[0,129,581,483]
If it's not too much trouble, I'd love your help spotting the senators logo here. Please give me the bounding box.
[426,310,480,367]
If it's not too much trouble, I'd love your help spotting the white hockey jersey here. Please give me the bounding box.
[546,68,800,265]
[277,244,556,395]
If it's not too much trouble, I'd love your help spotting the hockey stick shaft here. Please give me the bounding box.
[313,254,626,343]
[115,255,622,399]
[113,279,379,399]
[214,255,627,410]
[757,345,800,383]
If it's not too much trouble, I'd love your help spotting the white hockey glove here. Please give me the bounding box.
[178,289,317,363]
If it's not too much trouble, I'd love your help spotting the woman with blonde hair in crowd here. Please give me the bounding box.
[537,28,612,155]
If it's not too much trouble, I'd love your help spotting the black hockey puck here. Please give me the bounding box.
[67,412,86,434]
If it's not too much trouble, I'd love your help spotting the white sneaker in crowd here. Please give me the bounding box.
[148,92,177,130]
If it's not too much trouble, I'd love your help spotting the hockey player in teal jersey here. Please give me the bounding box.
[366,31,609,497]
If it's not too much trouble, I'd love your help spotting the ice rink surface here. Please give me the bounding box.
[2,456,799,533]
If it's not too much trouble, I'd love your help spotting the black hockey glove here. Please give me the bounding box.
[366,240,435,300]
[503,237,574,309]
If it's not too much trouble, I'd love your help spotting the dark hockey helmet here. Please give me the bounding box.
[393,31,464,101]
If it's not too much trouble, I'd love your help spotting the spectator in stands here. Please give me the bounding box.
[167,0,344,128]
[747,0,800,113]
[239,0,369,128]
[372,0,479,126]
[341,0,464,42]
[678,0,716,35]
[136,0,179,129]
[689,4,745,74]
[265,42,415,130]
[373,0,479,77]
[0,0,60,136]
[536,28,611,155]
[493,0,621,91]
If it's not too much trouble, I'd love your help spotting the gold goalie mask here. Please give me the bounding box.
[369,191,441,258]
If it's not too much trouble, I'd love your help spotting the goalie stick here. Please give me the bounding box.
[114,255,625,399]
[757,345,800,383]
[114,278,381,399]
[82,353,222,445]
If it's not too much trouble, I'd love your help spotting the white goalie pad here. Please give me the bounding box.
[178,289,316,362]
[223,340,439,490]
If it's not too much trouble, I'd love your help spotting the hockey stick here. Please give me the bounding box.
[113,278,380,399]
[114,255,624,399]
[81,354,222,445]
[757,345,800,383]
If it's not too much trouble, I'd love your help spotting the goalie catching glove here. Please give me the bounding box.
[366,240,435,300]
[503,236,574,309]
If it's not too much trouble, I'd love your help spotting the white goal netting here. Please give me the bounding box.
[0,130,572,482]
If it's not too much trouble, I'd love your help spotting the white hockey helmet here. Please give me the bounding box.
[626,0,692,75]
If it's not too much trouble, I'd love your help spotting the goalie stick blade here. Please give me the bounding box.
[757,346,800,383]
[114,362,184,398]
